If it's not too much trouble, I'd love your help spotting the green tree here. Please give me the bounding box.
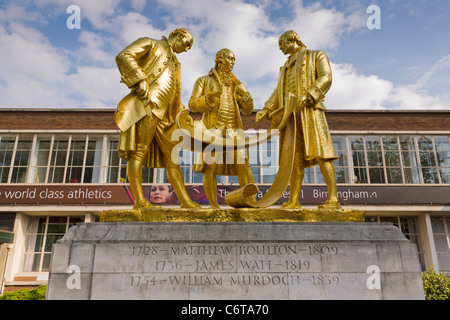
[0,285,47,300]
[422,267,450,300]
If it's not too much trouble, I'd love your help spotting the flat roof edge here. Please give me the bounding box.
[0,108,450,113]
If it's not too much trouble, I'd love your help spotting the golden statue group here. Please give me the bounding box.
[113,28,345,219]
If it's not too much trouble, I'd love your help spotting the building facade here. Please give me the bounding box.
[0,108,449,292]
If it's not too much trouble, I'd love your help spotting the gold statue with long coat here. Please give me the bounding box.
[256,30,340,209]
[189,49,254,208]
[115,28,199,209]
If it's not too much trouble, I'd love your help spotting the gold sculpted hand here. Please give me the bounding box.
[296,94,314,112]
[135,79,149,101]
[235,83,250,102]
[206,91,221,110]
[256,109,269,123]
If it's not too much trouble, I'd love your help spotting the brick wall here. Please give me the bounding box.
[242,110,450,132]
[3,285,41,292]
[0,109,449,132]
[0,109,117,131]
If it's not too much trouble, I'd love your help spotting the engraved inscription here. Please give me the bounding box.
[129,273,340,287]
[112,243,342,288]
[95,242,349,294]
[124,243,342,273]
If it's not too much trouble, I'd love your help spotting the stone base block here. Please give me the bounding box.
[46,222,424,300]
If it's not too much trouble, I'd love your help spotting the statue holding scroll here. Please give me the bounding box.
[102,29,362,223]
[256,30,340,210]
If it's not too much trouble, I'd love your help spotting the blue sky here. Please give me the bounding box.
[0,0,449,110]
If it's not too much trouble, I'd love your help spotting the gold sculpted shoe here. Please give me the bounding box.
[318,200,341,210]
[133,199,160,210]
[281,201,301,209]
[180,201,201,209]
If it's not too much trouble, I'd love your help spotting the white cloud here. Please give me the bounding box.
[0,0,448,111]
[116,12,165,44]
[153,0,373,108]
[0,23,69,82]
[327,62,449,110]
[77,30,113,65]
[283,1,366,51]
[66,66,127,108]
[387,54,450,110]
[415,54,450,89]
[151,0,285,106]
[0,2,43,24]
[326,62,393,109]
[34,0,122,30]
[390,86,448,110]
[0,17,124,108]
[0,22,72,107]
[130,0,147,12]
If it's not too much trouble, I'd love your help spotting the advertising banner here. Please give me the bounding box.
[0,184,449,206]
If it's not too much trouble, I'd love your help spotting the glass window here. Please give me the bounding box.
[261,166,277,184]
[23,216,84,272]
[418,136,439,184]
[430,217,450,272]
[333,136,349,183]
[303,167,315,184]
[85,139,102,183]
[366,136,385,184]
[66,136,102,183]
[106,140,121,183]
[0,213,15,232]
[192,171,203,184]
[11,140,32,183]
[46,139,67,183]
[382,136,403,184]
[141,167,154,184]
[34,140,50,183]
[0,137,32,183]
[399,136,421,184]
[261,137,279,184]
[350,136,368,183]
[170,148,190,184]
[2,132,448,186]
[155,168,169,184]
[31,135,104,183]
[0,137,15,183]
[248,145,260,183]
[66,139,85,183]
[434,136,450,184]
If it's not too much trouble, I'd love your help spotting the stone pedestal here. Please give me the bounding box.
[46,222,424,300]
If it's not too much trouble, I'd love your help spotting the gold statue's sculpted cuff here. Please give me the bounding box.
[237,92,251,103]
[120,68,147,88]
[188,95,208,113]
[308,85,326,103]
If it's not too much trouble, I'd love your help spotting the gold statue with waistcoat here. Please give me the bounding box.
[256,30,341,210]
[114,28,200,209]
[189,48,254,209]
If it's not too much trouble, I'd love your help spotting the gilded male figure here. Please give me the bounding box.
[256,30,340,209]
[115,28,199,209]
[189,49,254,209]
